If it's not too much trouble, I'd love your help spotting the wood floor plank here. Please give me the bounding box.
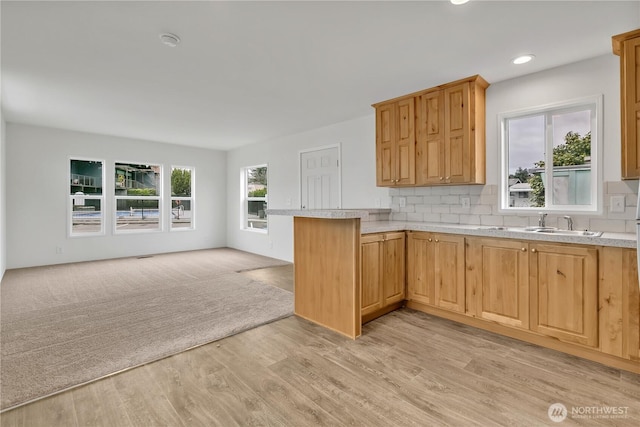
[70,377,133,427]
[207,339,345,426]
[0,391,78,427]
[110,365,186,427]
[144,343,288,427]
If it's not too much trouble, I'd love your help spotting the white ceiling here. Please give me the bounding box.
[2,1,639,151]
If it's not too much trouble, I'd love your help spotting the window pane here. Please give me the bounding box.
[171,198,192,229]
[507,115,544,208]
[72,198,102,234]
[551,110,591,206]
[116,199,160,231]
[171,167,192,197]
[115,163,160,196]
[70,159,102,195]
[245,166,267,230]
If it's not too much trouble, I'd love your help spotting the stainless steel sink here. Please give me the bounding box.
[477,226,602,237]
[534,229,603,237]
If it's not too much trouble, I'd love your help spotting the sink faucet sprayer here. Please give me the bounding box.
[563,215,573,231]
[538,212,547,227]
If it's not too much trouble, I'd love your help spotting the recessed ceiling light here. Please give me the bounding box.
[512,54,535,65]
[450,0,470,5]
[159,33,181,48]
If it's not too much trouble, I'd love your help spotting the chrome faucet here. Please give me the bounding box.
[538,212,547,227]
[563,215,573,231]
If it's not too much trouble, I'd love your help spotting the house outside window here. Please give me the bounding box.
[114,162,162,233]
[242,165,268,232]
[70,158,105,236]
[171,166,194,230]
[500,96,602,213]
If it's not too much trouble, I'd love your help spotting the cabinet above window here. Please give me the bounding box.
[372,75,489,187]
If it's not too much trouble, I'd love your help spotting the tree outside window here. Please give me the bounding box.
[244,165,268,231]
[171,167,194,230]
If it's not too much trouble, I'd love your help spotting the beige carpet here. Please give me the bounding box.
[0,248,293,410]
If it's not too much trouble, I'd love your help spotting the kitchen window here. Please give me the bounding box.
[499,96,602,213]
[170,166,194,230]
[114,162,162,233]
[69,158,105,236]
[242,165,268,232]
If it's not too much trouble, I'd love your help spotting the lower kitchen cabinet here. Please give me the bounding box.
[600,247,640,361]
[361,232,405,322]
[530,242,598,348]
[407,231,465,313]
[465,237,529,329]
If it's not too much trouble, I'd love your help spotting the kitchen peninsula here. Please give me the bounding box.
[267,209,391,339]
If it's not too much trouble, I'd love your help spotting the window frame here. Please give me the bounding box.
[241,164,268,233]
[170,165,195,231]
[113,161,163,234]
[69,157,106,237]
[499,95,603,214]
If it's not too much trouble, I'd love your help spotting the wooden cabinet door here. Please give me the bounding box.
[375,98,415,187]
[361,234,383,316]
[433,234,466,313]
[621,36,640,178]
[382,232,406,306]
[395,98,416,186]
[376,103,396,186]
[443,82,470,184]
[530,243,598,347]
[416,90,445,185]
[625,249,640,361]
[600,247,640,360]
[407,232,435,305]
[466,238,529,329]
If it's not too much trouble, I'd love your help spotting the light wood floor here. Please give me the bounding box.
[2,266,639,426]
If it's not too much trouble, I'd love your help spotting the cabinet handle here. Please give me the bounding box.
[521,247,527,252]
[435,239,439,243]
[445,176,450,180]
[531,248,537,253]
[439,177,444,180]
[428,238,432,242]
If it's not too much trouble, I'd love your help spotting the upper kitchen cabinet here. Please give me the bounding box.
[374,96,416,186]
[374,75,489,187]
[612,29,640,179]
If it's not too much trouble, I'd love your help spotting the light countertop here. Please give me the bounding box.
[266,209,636,248]
[361,221,637,249]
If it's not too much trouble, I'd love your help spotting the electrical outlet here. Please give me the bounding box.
[461,197,470,209]
[374,198,381,208]
[285,197,291,206]
[399,197,406,208]
[56,246,63,254]
[610,195,625,213]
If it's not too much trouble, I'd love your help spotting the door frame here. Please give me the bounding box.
[298,143,342,209]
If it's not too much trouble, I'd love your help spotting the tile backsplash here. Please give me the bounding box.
[389,181,639,234]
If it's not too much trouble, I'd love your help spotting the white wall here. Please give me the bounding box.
[226,115,390,262]
[6,123,227,268]
[485,54,621,183]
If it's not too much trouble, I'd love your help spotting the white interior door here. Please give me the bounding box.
[300,145,341,209]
